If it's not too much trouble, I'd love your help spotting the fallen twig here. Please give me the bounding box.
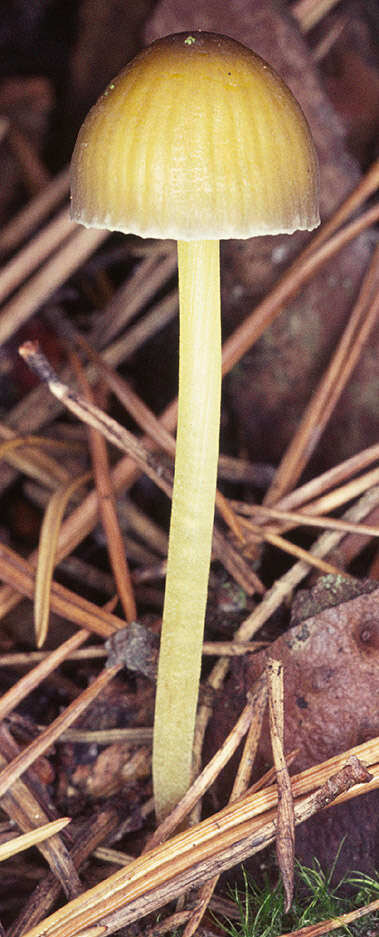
[19,757,372,937]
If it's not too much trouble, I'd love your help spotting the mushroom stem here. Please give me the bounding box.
[153,239,221,821]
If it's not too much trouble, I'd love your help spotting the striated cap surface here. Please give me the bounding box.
[71,31,320,240]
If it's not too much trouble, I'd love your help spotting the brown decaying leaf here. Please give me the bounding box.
[194,483,379,842]
[210,577,379,814]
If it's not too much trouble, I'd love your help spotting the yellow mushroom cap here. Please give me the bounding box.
[70,31,320,240]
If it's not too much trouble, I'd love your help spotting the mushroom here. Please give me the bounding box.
[70,31,319,821]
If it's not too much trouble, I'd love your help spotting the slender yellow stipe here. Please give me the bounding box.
[153,240,221,819]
